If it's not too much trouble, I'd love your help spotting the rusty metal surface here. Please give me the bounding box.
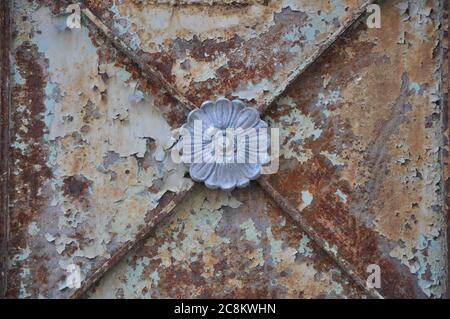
[81,0,372,109]
[260,0,447,298]
[3,0,449,299]
[7,0,192,298]
[444,0,450,297]
[88,184,367,298]
[0,0,12,299]
[88,0,448,299]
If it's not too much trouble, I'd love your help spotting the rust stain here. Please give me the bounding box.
[88,184,367,299]
[7,1,192,298]
[4,0,449,299]
[8,40,53,298]
[262,0,447,298]
[0,0,12,298]
[83,0,372,108]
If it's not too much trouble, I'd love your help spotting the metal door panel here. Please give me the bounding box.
[260,0,446,298]
[86,0,448,299]
[1,0,448,299]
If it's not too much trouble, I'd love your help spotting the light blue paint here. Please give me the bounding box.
[116,69,132,82]
[415,235,445,297]
[301,191,313,206]
[417,234,428,251]
[409,82,421,93]
[316,90,341,107]
[12,63,25,85]
[297,236,313,257]
[11,139,27,152]
[149,270,160,286]
[302,24,318,42]
[125,257,148,289]
[283,28,301,42]
[335,189,347,203]
[110,0,141,51]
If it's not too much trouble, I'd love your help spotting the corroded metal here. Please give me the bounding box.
[4,0,449,300]
[88,184,368,298]
[90,0,448,299]
[7,1,192,298]
[0,0,11,299]
[80,0,373,109]
[67,0,380,298]
[260,0,448,298]
[444,0,450,297]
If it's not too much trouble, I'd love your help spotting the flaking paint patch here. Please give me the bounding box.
[27,222,40,236]
[267,226,297,264]
[298,190,313,211]
[267,98,322,163]
[31,9,175,160]
[256,0,447,298]
[8,2,192,298]
[297,236,313,258]
[9,0,447,299]
[88,185,365,298]
[366,0,446,298]
[335,189,348,203]
[320,151,345,167]
[90,0,371,107]
[240,218,260,244]
[232,79,270,101]
[172,54,229,93]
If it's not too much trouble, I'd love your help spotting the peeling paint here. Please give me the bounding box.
[88,185,365,298]
[298,191,313,211]
[7,1,192,298]
[5,0,447,300]
[262,0,447,298]
[84,0,371,107]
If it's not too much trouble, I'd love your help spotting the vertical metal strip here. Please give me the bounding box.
[0,0,11,298]
[442,0,450,299]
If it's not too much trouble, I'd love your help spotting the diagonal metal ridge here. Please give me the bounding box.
[65,0,375,112]
[75,2,197,111]
[69,189,193,299]
[57,0,389,299]
[257,177,383,299]
[258,0,375,114]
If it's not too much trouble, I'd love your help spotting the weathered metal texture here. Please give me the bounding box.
[4,0,449,300]
[88,184,367,298]
[81,0,372,109]
[5,0,380,299]
[260,0,447,298]
[7,1,193,298]
[0,0,12,299]
[87,0,449,299]
[444,0,450,298]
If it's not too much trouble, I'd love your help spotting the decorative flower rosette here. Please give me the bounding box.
[180,98,270,191]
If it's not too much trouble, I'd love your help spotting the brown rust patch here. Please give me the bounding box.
[62,175,93,200]
[88,184,367,299]
[261,0,446,298]
[0,0,11,298]
[8,41,52,298]
[82,0,371,109]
